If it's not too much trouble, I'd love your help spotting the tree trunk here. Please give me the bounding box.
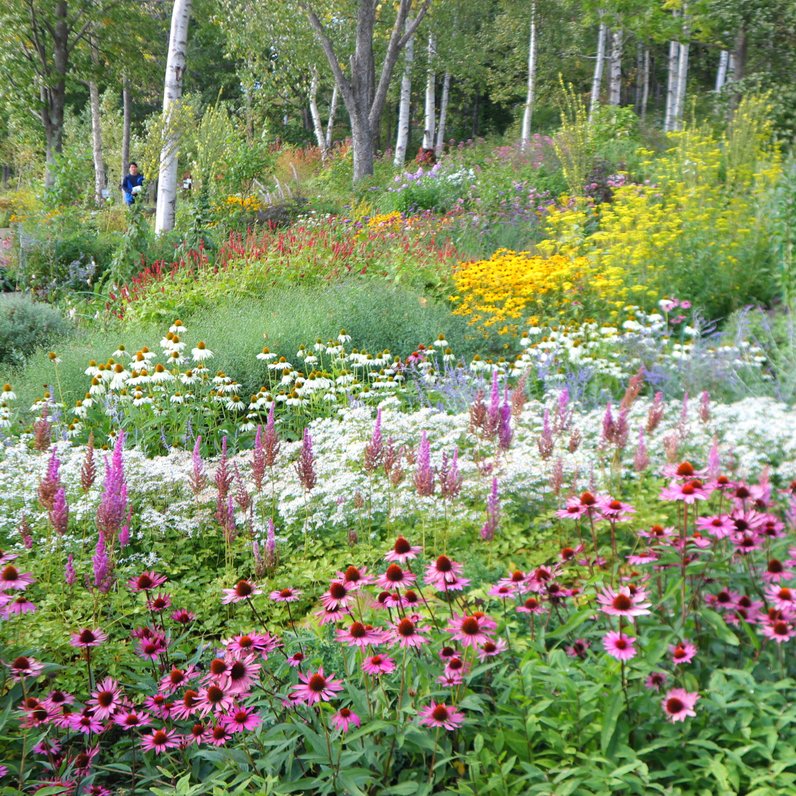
[43,0,69,189]
[394,20,414,166]
[520,0,538,151]
[351,115,375,182]
[88,38,106,206]
[640,46,650,118]
[121,76,131,180]
[308,66,328,158]
[589,19,607,120]
[664,38,680,132]
[422,33,435,150]
[715,50,729,92]
[325,83,338,150]
[608,28,622,105]
[672,8,690,131]
[155,0,192,235]
[435,72,450,158]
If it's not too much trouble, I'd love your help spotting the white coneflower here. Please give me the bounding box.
[257,347,276,362]
[170,393,185,404]
[168,350,186,367]
[313,340,326,352]
[443,348,456,364]
[84,360,100,377]
[192,341,213,362]
[325,344,344,356]
[280,371,296,387]
[268,357,292,372]
[285,392,306,407]
[238,419,257,432]
[48,351,62,365]
[323,392,337,402]
[213,372,231,386]
[132,391,151,407]
[112,345,129,358]
[109,364,129,391]
[338,329,351,344]
[169,320,186,335]
[274,393,288,403]
[303,354,318,366]
[66,422,82,438]
[433,334,448,348]
[336,372,355,386]
[181,370,200,385]
[89,377,106,396]
[227,395,246,412]
[1,384,15,401]
[296,345,307,360]
[150,364,174,383]
[140,347,156,362]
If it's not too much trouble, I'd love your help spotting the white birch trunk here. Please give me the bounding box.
[308,66,328,157]
[325,83,338,150]
[394,21,414,166]
[520,0,538,151]
[89,37,105,205]
[673,8,690,132]
[664,39,680,132]
[608,27,622,105]
[640,46,650,118]
[715,50,729,91]
[422,33,435,150]
[589,19,607,120]
[435,72,450,158]
[155,0,192,234]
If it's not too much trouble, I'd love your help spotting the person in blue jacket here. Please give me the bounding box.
[122,162,144,206]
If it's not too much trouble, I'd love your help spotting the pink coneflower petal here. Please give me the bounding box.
[596,586,651,617]
[290,667,344,705]
[662,688,699,722]
[221,579,262,604]
[446,613,497,648]
[670,641,697,665]
[384,536,422,563]
[70,628,109,648]
[0,564,35,590]
[269,587,302,603]
[140,728,180,753]
[128,571,168,593]
[362,654,396,676]
[221,706,262,733]
[602,631,637,661]
[391,617,431,648]
[331,707,361,733]
[417,701,465,731]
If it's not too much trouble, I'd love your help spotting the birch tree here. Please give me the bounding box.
[300,0,432,183]
[155,0,192,234]
[393,17,415,166]
[88,37,105,205]
[308,65,329,158]
[608,27,622,105]
[589,16,607,119]
[434,71,450,157]
[422,33,436,150]
[520,0,538,150]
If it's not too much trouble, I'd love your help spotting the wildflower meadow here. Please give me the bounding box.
[2,5,796,792]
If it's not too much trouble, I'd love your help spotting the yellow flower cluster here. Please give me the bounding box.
[451,250,593,335]
[224,195,262,212]
[366,211,403,230]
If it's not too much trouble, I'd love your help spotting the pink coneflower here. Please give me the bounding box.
[336,565,372,590]
[662,688,699,722]
[763,559,791,582]
[670,641,697,665]
[478,638,508,660]
[602,631,637,661]
[128,571,167,593]
[732,532,762,555]
[221,706,262,733]
[597,496,636,522]
[207,722,232,746]
[765,584,796,611]
[418,701,465,731]
[488,583,516,599]
[224,632,279,657]
[223,655,261,695]
[384,536,422,563]
[424,555,469,591]
[659,479,708,503]
[516,596,545,615]
[336,621,386,648]
[170,689,202,720]
[376,564,416,590]
[705,589,740,611]
[391,617,431,648]
[0,564,35,590]
[141,728,180,753]
[0,549,18,566]
[113,709,152,729]
[196,684,235,716]
[638,524,675,542]
[270,587,302,603]
[565,639,590,658]
[143,694,173,719]
[331,707,361,733]
[696,514,735,539]
[137,633,168,661]
[2,594,37,616]
[159,665,198,694]
[88,677,122,720]
[662,460,707,480]
[70,628,108,648]
[8,655,45,680]
[446,613,497,648]
[291,667,344,705]
[71,745,100,776]
[362,654,396,676]
[170,608,196,625]
[221,579,262,604]
[42,690,74,711]
[645,671,668,691]
[320,581,352,610]
[148,593,172,612]
[315,604,351,624]
[556,491,602,520]
[287,651,305,667]
[69,708,105,735]
[183,721,208,745]
[627,549,659,565]
[33,737,62,756]
[596,586,651,618]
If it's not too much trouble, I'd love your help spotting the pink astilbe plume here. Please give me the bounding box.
[440,447,462,500]
[49,487,69,536]
[699,390,711,423]
[233,463,251,512]
[262,404,280,469]
[554,387,571,433]
[92,533,111,593]
[537,408,554,459]
[214,436,233,525]
[96,431,127,542]
[265,516,277,569]
[646,391,665,433]
[188,436,207,495]
[363,408,384,474]
[295,428,317,492]
[485,370,501,438]
[634,428,649,472]
[65,554,76,587]
[498,393,513,451]
[17,515,33,549]
[510,371,528,417]
[38,447,61,511]
[480,478,500,541]
[80,432,97,492]
[413,431,435,497]
[468,390,487,435]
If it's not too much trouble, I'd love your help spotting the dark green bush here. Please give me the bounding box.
[0,293,72,366]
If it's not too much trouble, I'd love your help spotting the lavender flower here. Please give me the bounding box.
[481,478,500,541]
[265,516,277,569]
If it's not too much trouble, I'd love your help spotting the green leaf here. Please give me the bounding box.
[701,609,739,646]
[600,689,624,756]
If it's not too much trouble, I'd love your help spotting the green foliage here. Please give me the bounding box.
[0,293,71,366]
[771,156,796,306]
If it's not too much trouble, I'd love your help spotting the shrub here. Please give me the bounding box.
[0,293,71,366]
